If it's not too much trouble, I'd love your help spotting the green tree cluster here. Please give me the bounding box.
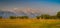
[10,16,28,19]
[57,11,60,19]
[36,11,60,19]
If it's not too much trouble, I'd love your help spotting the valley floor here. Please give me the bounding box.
[0,19,60,28]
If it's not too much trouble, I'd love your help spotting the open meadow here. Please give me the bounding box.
[0,19,60,28]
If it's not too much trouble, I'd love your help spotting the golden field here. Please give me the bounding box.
[0,19,60,28]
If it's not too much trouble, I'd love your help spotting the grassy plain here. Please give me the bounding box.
[0,19,60,28]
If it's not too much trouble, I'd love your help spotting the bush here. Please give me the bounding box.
[0,16,2,19]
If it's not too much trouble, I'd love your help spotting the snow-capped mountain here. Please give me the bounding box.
[0,11,16,18]
[0,8,41,18]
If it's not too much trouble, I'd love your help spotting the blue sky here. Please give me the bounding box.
[0,0,60,15]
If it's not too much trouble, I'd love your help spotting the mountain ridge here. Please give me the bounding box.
[0,8,41,18]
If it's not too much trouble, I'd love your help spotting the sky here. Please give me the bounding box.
[0,0,60,15]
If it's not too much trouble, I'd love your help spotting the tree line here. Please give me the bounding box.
[10,16,28,19]
[36,11,60,19]
[0,11,60,19]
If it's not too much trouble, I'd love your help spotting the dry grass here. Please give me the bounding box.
[0,19,60,28]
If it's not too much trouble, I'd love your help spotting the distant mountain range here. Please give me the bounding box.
[0,8,41,18]
[0,11,16,18]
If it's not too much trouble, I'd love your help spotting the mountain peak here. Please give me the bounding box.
[0,8,41,18]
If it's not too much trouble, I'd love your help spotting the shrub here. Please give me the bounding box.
[0,16,2,19]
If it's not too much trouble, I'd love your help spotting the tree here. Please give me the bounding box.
[40,14,50,19]
[16,16,29,19]
[50,16,57,19]
[36,16,40,19]
[19,16,24,19]
[10,16,16,19]
[57,11,60,19]
[23,16,29,19]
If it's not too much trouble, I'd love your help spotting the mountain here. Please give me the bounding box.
[13,8,41,17]
[0,8,41,18]
[0,11,16,18]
